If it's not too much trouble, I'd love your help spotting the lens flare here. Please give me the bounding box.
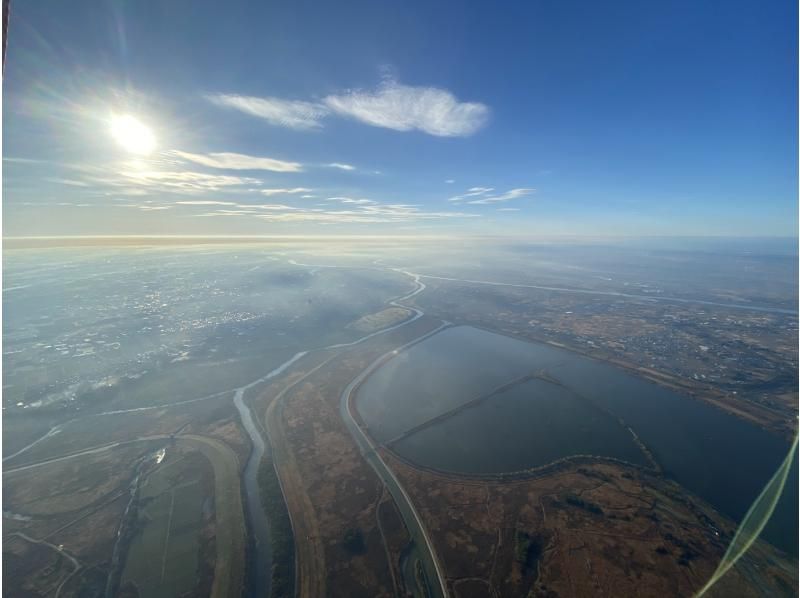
[110,114,156,155]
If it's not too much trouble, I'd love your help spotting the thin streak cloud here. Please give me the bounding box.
[171,150,303,172]
[206,94,328,130]
[326,163,356,171]
[467,188,535,204]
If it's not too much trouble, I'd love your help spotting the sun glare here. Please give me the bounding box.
[110,114,156,155]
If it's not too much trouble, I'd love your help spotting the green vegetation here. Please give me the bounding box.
[258,458,295,598]
[121,472,204,597]
[342,528,366,555]
[564,494,603,515]
[514,530,544,570]
[576,467,612,482]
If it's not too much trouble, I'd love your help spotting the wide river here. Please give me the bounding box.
[356,325,798,555]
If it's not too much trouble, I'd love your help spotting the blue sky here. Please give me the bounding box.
[3,0,797,236]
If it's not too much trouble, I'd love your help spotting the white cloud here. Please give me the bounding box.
[300,194,316,199]
[327,162,356,171]
[119,169,261,192]
[175,200,238,206]
[47,178,90,187]
[186,195,479,225]
[3,156,45,164]
[250,203,300,210]
[445,179,455,184]
[259,187,312,196]
[206,94,328,130]
[208,78,489,138]
[171,150,302,172]
[194,210,257,217]
[497,207,520,212]
[467,188,535,204]
[327,196,378,205]
[324,78,488,137]
[447,187,494,202]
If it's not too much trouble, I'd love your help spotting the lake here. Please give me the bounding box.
[355,325,798,555]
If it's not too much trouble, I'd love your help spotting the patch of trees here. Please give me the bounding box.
[577,467,612,482]
[342,528,366,555]
[258,459,295,598]
[514,530,545,570]
[663,532,703,567]
[564,494,603,515]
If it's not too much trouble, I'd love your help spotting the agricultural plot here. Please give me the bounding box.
[120,452,212,597]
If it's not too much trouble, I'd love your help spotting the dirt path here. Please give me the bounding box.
[264,359,333,598]
[178,435,246,598]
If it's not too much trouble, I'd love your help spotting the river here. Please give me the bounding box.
[233,352,307,598]
[230,262,442,597]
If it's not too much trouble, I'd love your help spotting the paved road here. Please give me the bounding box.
[338,323,451,598]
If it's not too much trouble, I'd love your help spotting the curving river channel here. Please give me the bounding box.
[232,261,446,597]
[233,352,307,597]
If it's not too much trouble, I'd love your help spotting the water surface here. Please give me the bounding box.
[356,326,798,554]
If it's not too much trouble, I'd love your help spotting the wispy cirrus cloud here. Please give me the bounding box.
[179,195,479,225]
[259,187,312,196]
[447,187,494,202]
[207,77,488,137]
[326,196,378,205]
[175,200,238,206]
[117,169,262,192]
[324,78,489,137]
[56,163,264,197]
[193,209,258,217]
[206,94,328,130]
[467,188,535,204]
[447,186,534,205]
[326,162,356,171]
[170,149,302,172]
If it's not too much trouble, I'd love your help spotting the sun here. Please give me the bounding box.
[110,114,156,155]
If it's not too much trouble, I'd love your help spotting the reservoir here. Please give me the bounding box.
[355,325,798,555]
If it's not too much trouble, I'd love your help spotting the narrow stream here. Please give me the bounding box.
[233,352,307,598]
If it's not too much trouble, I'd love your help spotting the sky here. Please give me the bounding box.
[2,0,797,237]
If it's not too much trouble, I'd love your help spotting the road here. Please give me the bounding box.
[338,322,451,598]
[416,273,797,315]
